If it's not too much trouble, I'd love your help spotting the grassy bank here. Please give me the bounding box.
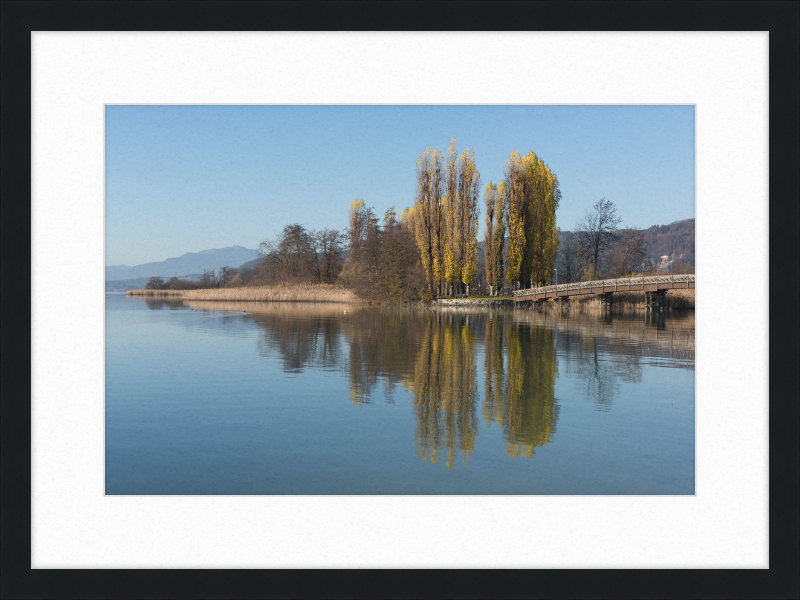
[127,282,360,303]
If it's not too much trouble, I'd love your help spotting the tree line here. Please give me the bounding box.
[147,138,688,298]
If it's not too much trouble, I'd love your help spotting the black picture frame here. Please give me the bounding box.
[2,2,797,598]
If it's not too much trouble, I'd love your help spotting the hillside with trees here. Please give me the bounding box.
[556,217,694,284]
[642,219,695,268]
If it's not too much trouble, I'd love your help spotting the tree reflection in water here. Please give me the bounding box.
[254,303,347,373]
[502,320,559,457]
[179,302,693,469]
[344,309,427,405]
[411,314,480,468]
[145,299,185,311]
[515,310,695,411]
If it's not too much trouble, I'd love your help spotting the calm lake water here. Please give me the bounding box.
[105,293,695,495]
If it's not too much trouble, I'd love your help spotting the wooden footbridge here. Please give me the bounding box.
[513,274,695,308]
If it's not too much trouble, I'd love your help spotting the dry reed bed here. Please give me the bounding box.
[127,283,360,303]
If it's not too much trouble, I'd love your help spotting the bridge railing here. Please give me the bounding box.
[513,274,696,298]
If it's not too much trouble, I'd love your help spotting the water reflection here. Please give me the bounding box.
[189,302,350,373]
[145,299,185,310]
[412,315,480,468]
[178,300,694,469]
[343,309,425,405]
[644,310,666,330]
[502,321,559,456]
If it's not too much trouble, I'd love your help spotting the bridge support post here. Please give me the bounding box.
[656,290,667,310]
[645,290,667,310]
[599,292,614,308]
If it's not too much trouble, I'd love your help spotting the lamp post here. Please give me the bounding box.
[553,268,557,286]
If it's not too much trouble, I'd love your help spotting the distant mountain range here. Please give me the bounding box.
[105,245,259,281]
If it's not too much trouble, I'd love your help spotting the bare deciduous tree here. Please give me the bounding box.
[218,266,237,287]
[314,228,347,284]
[258,224,319,283]
[348,206,425,301]
[201,269,217,288]
[146,276,166,290]
[606,228,647,278]
[556,233,581,284]
[575,198,623,281]
[237,267,254,285]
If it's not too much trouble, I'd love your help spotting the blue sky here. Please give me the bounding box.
[105,105,694,266]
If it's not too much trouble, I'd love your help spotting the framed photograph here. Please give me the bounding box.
[3,1,797,598]
[103,103,697,496]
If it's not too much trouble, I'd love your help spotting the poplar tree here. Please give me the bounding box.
[348,199,370,260]
[412,149,435,291]
[400,206,414,229]
[493,182,507,293]
[412,146,447,295]
[441,140,481,296]
[414,141,479,297]
[443,140,460,295]
[430,147,446,296]
[522,151,561,287]
[458,148,481,296]
[503,149,560,289]
[483,181,506,296]
[504,150,527,289]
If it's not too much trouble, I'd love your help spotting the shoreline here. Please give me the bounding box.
[127,285,694,310]
[126,282,359,303]
[434,298,515,307]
